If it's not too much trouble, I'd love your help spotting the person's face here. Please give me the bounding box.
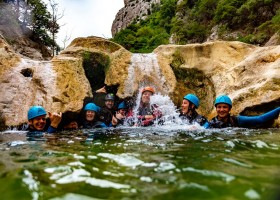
[119,109,126,116]
[86,110,95,122]
[64,121,78,129]
[216,103,231,119]
[141,91,153,104]
[28,115,47,131]
[105,100,114,109]
[181,99,190,114]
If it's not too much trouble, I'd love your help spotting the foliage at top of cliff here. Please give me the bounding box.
[0,0,59,51]
[112,0,280,53]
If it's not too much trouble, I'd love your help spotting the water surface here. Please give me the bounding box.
[1,127,280,200]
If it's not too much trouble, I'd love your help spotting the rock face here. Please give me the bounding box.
[0,36,279,128]
[111,0,160,36]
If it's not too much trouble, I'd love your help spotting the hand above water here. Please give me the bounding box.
[48,112,62,128]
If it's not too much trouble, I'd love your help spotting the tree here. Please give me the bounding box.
[1,0,60,54]
[47,0,63,56]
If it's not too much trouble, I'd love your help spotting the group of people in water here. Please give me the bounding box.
[26,86,280,135]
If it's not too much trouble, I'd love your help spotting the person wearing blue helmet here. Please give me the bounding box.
[204,95,280,128]
[112,101,128,127]
[179,94,208,126]
[26,106,62,135]
[82,103,107,129]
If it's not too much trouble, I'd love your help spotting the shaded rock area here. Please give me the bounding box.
[0,36,279,128]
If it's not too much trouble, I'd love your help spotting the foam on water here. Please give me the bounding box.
[45,164,131,189]
[154,162,176,172]
[97,153,144,168]
[244,189,261,199]
[22,170,39,200]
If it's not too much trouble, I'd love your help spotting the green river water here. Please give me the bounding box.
[0,127,280,200]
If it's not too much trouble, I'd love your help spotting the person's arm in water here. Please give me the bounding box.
[203,121,210,129]
[47,112,62,133]
[237,107,280,128]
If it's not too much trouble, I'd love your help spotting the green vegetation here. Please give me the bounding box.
[112,0,280,52]
[0,0,60,53]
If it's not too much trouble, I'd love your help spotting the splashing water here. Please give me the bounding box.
[124,53,169,96]
[122,89,202,130]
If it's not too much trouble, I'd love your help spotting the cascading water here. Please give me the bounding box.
[124,53,169,96]
[122,53,203,129]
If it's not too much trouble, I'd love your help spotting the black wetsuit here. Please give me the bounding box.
[82,120,107,129]
[179,110,208,126]
[98,107,114,127]
[206,115,239,128]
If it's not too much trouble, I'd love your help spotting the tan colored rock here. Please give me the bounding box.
[0,37,279,127]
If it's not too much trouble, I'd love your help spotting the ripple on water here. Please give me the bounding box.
[45,167,131,190]
[182,167,235,183]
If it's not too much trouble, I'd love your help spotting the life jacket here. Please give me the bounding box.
[207,115,238,128]
[179,110,208,126]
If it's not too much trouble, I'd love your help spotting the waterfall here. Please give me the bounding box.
[124,53,169,96]
[122,53,194,128]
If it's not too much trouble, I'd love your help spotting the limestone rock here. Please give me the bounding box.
[111,0,160,36]
[0,36,279,127]
[265,33,280,47]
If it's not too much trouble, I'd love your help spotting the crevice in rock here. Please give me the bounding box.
[240,98,280,116]
[82,51,109,93]
[82,51,119,108]
[20,68,33,77]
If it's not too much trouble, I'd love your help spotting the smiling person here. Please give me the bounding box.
[129,86,162,126]
[111,101,128,127]
[204,95,280,128]
[98,93,115,127]
[180,94,208,126]
[26,106,62,134]
[82,103,107,129]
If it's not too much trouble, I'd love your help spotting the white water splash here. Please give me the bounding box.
[123,90,204,130]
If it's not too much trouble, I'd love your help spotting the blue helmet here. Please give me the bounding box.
[183,94,199,108]
[28,106,47,120]
[214,95,232,107]
[118,102,127,110]
[84,103,100,112]
[105,93,115,101]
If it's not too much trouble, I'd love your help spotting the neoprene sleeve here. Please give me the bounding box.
[47,126,57,133]
[237,107,280,128]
